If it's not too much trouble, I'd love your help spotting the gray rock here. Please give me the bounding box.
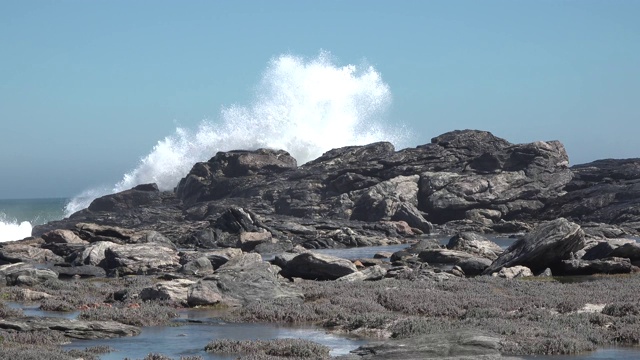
[492,266,533,279]
[337,265,387,282]
[139,279,196,304]
[2,264,58,286]
[609,242,640,263]
[482,219,585,275]
[344,330,508,360]
[0,317,140,339]
[0,244,64,264]
[180,256,214,276]
[418,249,476,265]
[103,244,180,275]
[187,280,224,307]
[447,233,503,260]
[282,252,358,280]
[41,229,87,244]
[78,241,119,266]
[201,253,302,306]
[582,238,636,260]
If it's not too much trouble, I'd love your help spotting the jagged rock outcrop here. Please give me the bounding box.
[544,159,640,233]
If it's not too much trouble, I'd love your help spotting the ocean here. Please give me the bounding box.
[0,198,68,242]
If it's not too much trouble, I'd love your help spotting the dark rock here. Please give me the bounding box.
[483,218,585,275]
[609,242,640,263]
[582,239,636,260]
[281,252,358,280]
[544,159,640,231]
[457,257,493,276]
[560,257,636,275]
[52,265,106,278]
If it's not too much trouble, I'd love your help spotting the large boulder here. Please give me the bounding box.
[281,252,358,280]
[1,264,58,286]
[417,136,572,225]
[102,244,180,275]
[198,253,302,306]
[560,258,636,276]
[483,218,586,275]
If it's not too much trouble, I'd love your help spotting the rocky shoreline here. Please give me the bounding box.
[2,129,640,359]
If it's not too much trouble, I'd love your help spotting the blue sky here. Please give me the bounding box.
[1,1,639,199]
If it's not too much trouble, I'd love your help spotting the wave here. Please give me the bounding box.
[0,213,33,243]
[65,51,406,217]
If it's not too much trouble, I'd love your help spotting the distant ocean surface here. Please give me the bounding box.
[0,198,68,242]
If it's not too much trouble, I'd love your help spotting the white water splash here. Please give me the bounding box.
[65,51,404,217]
[0,213,32,242]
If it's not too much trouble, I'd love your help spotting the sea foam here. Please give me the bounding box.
[65,51,404,216]
[0,213,32,243]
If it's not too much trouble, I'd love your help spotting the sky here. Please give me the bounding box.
[1,0,639,199]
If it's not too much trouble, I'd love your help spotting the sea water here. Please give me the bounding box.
[0,198,67,242]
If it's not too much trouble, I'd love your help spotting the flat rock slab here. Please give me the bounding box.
[0,317,140,339]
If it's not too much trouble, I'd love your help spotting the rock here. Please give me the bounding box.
[418,249,476,265]
[344,330,506,360]
[492,266,533,279]
[609,243,640,263]
[139,279,196,304]
[582,238,636,260]
[88,183,163,212]
[350,175,432,232]
[0,244,64,264]
[446,232,503,260]
[187,280,224,306]
[0,317,140,339]
[405,238,442,253]
[200,253,302,306]
[457,257,493,277]
[281,252,359,280]
[14,289,52,302]
[134,230,176,249]
[417,136,572,224]
[41,229,87,244]
[544,159,640,230]
[103,244,180,275]
[52,265,106,278]
[336,265,387,282]
[180,256,214,276]
[3,266,58,286]
[374,251,393,259]
[176,149,297,206]
[560,257,636,275]
[78,241,119,266]
[198,248,244,269]
[238,231,273,251]
[482,219,585,275]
